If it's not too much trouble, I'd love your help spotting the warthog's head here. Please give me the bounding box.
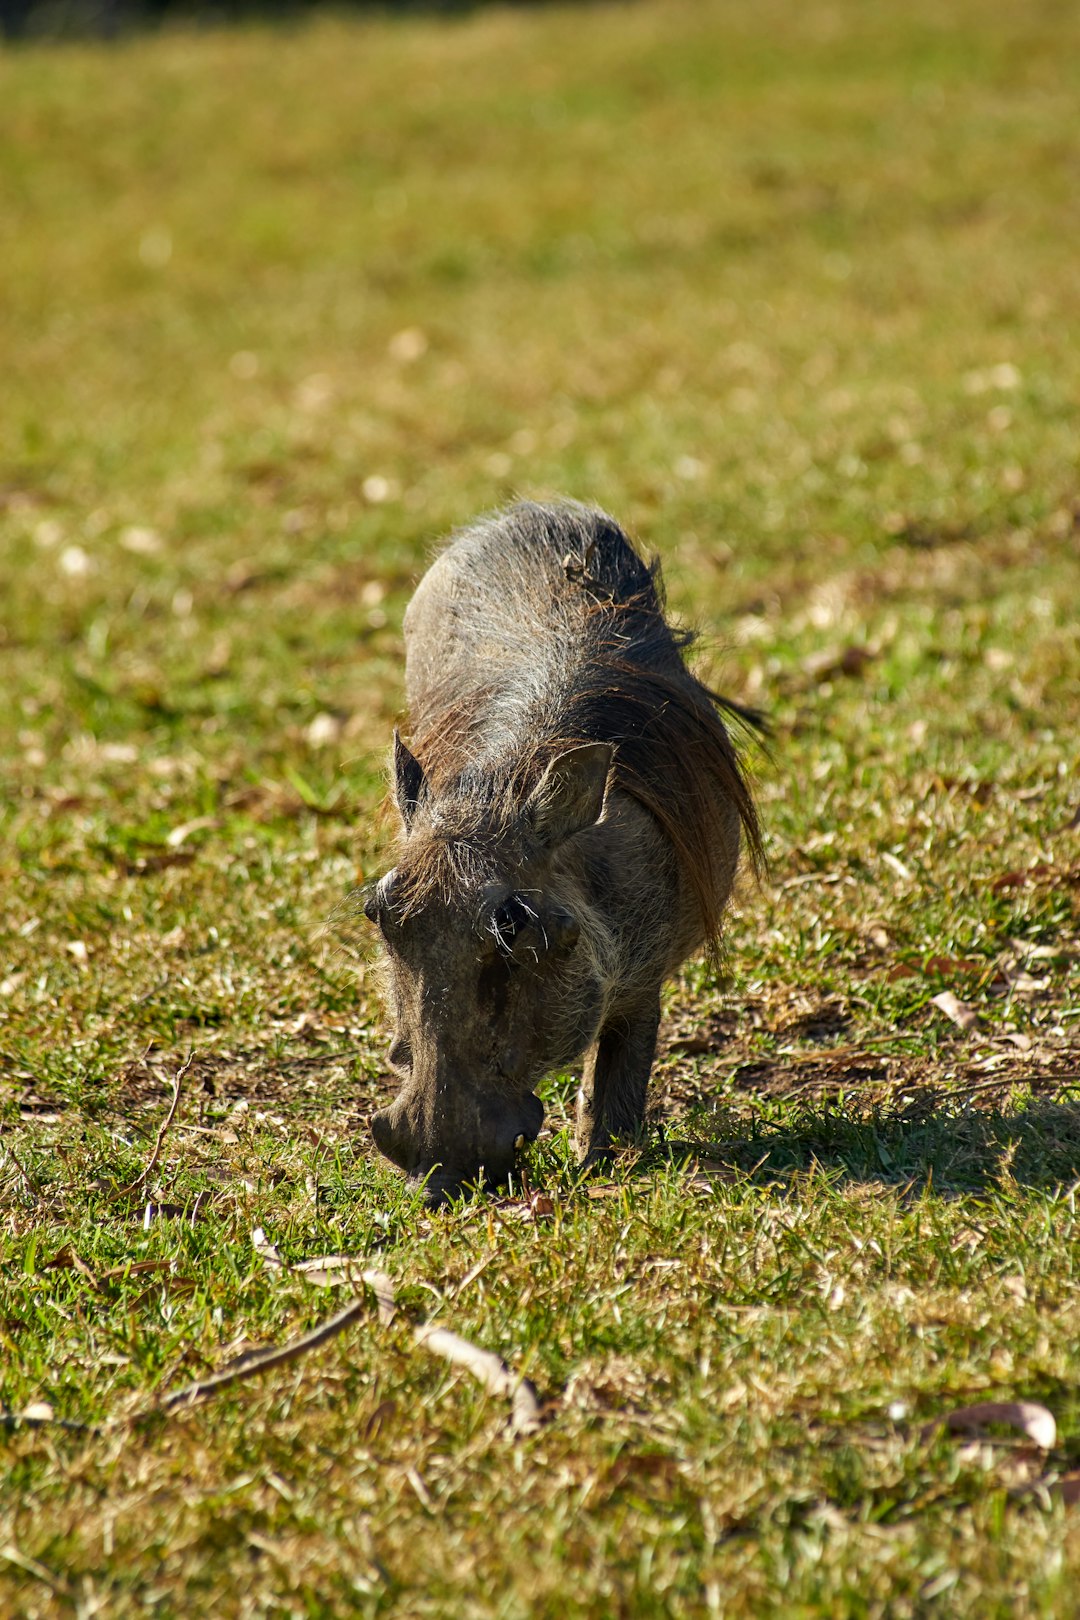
[365,734,613,1206]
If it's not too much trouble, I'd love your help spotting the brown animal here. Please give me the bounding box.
[364,501,761,1205]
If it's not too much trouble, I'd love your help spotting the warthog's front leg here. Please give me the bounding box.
[574,999,662,1163]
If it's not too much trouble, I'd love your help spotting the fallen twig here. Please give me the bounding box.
[24,1249,544,1440]
[0,1543,72,1598]
[936,1071,1080,1107]
[1,1140,42,1197]
[131,976,169,1009]
[118,1050,193,1196]
[414,1324,542,1435]
[156,1277,392,1412]
[251,1238,540,1430]
[0,1410,101,1437]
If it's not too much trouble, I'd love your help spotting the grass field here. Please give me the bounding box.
[2,0,1080,1612]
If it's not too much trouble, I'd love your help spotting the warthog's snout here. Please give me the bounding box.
[370,1086,544,1207]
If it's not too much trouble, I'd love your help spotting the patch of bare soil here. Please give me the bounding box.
[106,1041,383,1131]
[655,994,1079,1118]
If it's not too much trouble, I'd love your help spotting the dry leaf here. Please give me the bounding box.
[991,870,1028,892]
[923,956,983,979]
[100,1263,178,1289]
[166,816,218,848]
[931,991,979,1032]
[293,1254,369,1287]
[42,1247,101,1288]
[252,1227,284,1268]
[253,1231,396,1322]
[493,1191,558,1222]
[414,1325,542,1435]
[685,1174,732,1196]
[42,1245,76,1271]
[362,1398,397,1441]
[359,1270,398,1324]
[99,1264,171,1288]
[20,1401,55,1424]
[1055,1471,1080,1505]
[926,1401,1056,1450]
[882,852,914,882]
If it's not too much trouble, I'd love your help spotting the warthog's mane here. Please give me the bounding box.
[392,502,764,948]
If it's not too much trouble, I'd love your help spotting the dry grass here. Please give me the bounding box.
[2,0,1080,1613]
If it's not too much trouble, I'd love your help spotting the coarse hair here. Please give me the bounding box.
[393,501,764,947]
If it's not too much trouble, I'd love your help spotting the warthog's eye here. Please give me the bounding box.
[548,906,580,953]
[491,894,535,954]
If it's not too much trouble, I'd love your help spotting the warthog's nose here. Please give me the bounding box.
[370,1103,416,1173]
[369,1088,544,1204]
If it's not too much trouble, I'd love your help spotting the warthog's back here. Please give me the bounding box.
[404,503,671,728]
[402,501,760,950]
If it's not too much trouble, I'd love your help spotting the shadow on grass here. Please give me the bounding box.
[652,1092,1080,1196]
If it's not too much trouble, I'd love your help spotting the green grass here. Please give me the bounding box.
[2,0,1080,1612]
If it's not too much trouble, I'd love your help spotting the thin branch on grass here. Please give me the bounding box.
[0,1543,72,1598]
[946,1072,1080,1104]
[0,1411,101,1437]
[158,1297,367,1412]
[132,974,169,1009]
[155,1269,396,1412]
[118,1050,193,1196]
[1,1140,41,1197]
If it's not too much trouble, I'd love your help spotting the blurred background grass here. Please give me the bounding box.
[3,0,1076,1053]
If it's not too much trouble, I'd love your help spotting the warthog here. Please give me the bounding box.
[363,501,761,1205]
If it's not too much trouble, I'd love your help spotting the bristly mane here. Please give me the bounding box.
[394,503,764,947]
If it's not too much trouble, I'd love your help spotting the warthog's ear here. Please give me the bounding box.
[393,730,426,828]
[526,742,614,848]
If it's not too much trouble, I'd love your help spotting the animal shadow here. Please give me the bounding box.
[639,1090,1080,1197]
